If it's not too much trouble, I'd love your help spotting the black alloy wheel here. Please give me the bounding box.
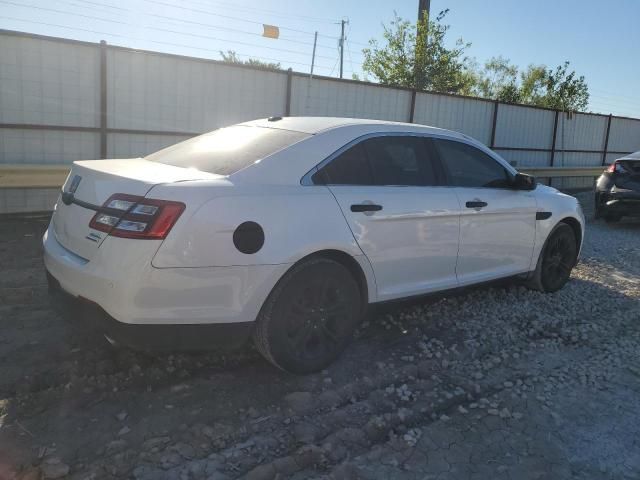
[253,257,361,374]
[540,224,577,292]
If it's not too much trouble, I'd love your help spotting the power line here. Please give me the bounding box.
[150,39,333,70]
[149,26,337,61]
[144,0,341,40]
[149,13,348,54]
[589,94,640,108]
[0,15,336,71]
[0,0,128,24]
[0,14,127,37]
[1,1,354,68]
[22,0,365,59]
[185,0,338,24]
[53,0,128,11]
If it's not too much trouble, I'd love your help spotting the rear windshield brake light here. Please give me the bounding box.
[89,193,185,240]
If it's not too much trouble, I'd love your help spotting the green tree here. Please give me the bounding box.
[473,59,589,112]
[519,64,547,105]
[540,62,589,111]
[362,10,472,94]
[219,50,281,70]
[474,56,521,103]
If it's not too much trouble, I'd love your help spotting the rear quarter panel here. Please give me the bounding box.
[151,183,367,269]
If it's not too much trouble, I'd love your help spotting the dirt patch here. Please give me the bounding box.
[1,194,640,479]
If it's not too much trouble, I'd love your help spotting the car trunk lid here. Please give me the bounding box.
[613,160,640,190]
[52,158,218,260]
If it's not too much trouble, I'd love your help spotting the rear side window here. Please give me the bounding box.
[433,139,511,188]
[363,136,438,186]
[315,135,440,186]
[146,126,309,175]
[314,143,373,185]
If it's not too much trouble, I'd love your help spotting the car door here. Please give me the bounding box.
[432,138,537,285]
[313,134,461,301]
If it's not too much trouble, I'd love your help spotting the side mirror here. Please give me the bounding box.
[512,172,537,191]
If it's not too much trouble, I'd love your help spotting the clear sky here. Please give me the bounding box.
[1,0,639,118]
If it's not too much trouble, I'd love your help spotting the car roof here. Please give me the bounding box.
[240,116,465,138]
[618,150,640,161]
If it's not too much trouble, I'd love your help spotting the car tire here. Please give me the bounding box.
[526,223,578,293]
[253,257,362,374]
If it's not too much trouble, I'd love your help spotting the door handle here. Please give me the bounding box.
[465,201,487,209]
[351,203,383,213]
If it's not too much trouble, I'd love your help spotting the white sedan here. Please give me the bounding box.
[44,117,585,373]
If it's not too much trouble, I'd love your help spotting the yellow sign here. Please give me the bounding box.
[263,24,279,39]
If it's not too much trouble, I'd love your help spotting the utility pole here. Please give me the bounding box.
[415,0,430,89]
[339,18,348,78]
[418,0,430,23]
[310,31,318,77]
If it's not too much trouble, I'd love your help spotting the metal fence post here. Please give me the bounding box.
[601,114,612,165]
[549,110,559,167]
[489,101,499,148]
[99,40,107,159]
[285,68,292,116]
[409,89,417,123]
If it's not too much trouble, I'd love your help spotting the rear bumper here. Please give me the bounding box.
[43,223,290,327]
[602,195,640,215]
[46,270,253,350]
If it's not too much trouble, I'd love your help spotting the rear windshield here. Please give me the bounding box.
[146,125,309,175]
[618,160,640,175]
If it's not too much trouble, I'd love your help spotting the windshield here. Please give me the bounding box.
[146,125,309,175]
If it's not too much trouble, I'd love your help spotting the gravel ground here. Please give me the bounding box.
[1,192,640,480]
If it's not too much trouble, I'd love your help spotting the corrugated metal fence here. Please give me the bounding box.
[2,29,640,213]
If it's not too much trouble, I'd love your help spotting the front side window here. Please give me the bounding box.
[146,125,309,175]
[362,136,438,186]
[314,135,440,186]
[433,139,511,188]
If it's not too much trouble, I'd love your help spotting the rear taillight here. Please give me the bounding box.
[89,193,185,240]
[607,161,627,174]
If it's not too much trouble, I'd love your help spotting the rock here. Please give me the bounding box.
[245,463,276,480]
[272,456,300,476]
[116,411,128,421]
[142,436,170,450]
[118,425,131,436]
[284,391,314,414]
[317,390,342,409]
[206,473,231,480]
[332,463,363,480]
[18,467,41,480]
[294,422,318,444]
[106,439,128,454]
[41,457,69,479]
[172,442,196,459]
[132,465,166,480]
[160,452,182,470]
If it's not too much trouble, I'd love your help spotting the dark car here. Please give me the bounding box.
[595,151,640,222]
